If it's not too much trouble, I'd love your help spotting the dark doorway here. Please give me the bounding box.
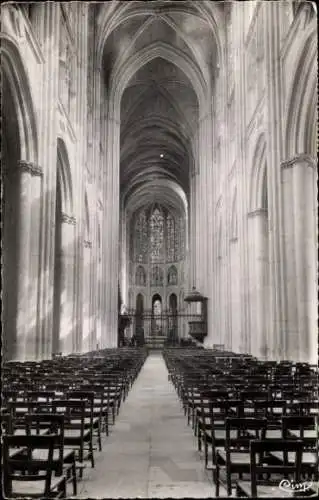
[168,293,178,343]
[135,293,144,344]
[152,294,163,335]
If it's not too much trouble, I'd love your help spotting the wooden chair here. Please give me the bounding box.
[52,399,94,478]
[195,388,229,439]
[201,398,243,472]
[87,384,109,442]
[79,382,110,437]
[104,377,124,423]
[250,400,287,439]
[2,434,67,498]
[27,391,56,404]
[282,415,319,481]
[66,390,101,453]
[236,439,304,497]
[7,400,38,428]
[25,413,77,496]
[288,401,319,417]
[215,417,267,497]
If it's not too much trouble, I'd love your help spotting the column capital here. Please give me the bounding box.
[281,154,316,170]
[17,160,43,176]
[247,208,268,218]
[84,240,92,249]
[61,213,76,225]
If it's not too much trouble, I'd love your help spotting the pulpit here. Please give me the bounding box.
[184,287,208,343]
[118,314,131,347]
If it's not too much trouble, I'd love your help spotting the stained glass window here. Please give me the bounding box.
[175,217,185,261]
[150,208,164,263]
[166,214,175,262]
[135,210,148,262]
[132,205,185,268]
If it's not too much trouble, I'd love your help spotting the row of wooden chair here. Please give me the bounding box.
[2,347,148,499]
[163,348,318,498]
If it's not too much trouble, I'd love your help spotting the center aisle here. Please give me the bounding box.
[78,353,215,498]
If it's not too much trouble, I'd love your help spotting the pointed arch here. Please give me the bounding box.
[111,43,205,111]
[0,34,38,163]
[97,1,225,78]
[151,266,164,286]
[167,265,178,286]
[285,22,317,157]
[135,265,146,286]
[57,137,73,216]
[250,134,267,212]
[136,293,144,314]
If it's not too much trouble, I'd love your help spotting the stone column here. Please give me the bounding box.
[111,117,120,348]
[230,238,241,352]
[281,155,317,363]
[96,204,103,349]
[263,2,287,360]
[199,111,213,303]
[29,163,44,360]
[233,3,251,354]
[189,173,196,288]
[73,3,89,354]
[82,240,92,352]
[14,160,41,361]
[102,113,120,347]
[248,209,270,359]
[59,213,76,354]
[87,239,95,352]
[36,2,60,360]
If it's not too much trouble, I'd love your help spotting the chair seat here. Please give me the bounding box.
[32,448,75,462]
[290,429,318,439]
[71,417,99,427]
[237,480,296,497]
[271,451,318,465]
[265,429,282,439]
[92,408,106,416]
[215,429,238,439]
[204,429,238,440]
[11,475,65,495]
[247,428,282,439]
[14,428,49,436]
[64,429,91,439]
[217,450,251,464]
[9,447,26,458]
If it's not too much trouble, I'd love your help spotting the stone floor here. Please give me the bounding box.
[74,353,225,498]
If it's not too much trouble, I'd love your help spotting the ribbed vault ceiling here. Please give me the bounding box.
[98,0,222,216]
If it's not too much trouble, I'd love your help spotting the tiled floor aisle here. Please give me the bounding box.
[77,353,216,498]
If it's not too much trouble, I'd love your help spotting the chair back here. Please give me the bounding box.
[25,413,65,474]
[52,399,86,437]
[249,438,303,498]
[3,434,58,498]
[253,399,287,426]
[225,417,267,452]
[27,391,56,403]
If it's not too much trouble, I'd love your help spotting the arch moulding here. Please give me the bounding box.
[1,33,38,164]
